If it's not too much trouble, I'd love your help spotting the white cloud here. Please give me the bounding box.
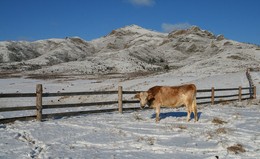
[128,0,155,7]
[161,23,192,33]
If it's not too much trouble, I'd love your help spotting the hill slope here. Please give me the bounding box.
[0,25,259,77]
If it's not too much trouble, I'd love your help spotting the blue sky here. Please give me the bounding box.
[0,0,259,44]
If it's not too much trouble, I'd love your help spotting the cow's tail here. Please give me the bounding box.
[192,88,198,121]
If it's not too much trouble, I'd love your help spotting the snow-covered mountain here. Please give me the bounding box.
[0,24,259,77]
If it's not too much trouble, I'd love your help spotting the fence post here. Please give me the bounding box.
[118,86,123,114]
[36,84,43,121]
[211,87,215,105]
[253,86,256,99]
[246,68,254,98]
[238,86,242,102]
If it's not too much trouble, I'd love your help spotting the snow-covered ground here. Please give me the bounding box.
[1,103,259,159]
[0,71,259,158]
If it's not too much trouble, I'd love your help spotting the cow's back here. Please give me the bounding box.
[151,84,196,107]
[172,84,196,96]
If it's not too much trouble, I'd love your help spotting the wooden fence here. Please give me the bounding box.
[0,84,256,124]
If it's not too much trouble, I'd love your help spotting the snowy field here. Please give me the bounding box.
[0,71,259,158]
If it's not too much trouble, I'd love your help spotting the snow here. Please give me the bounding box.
[0,102,259,158]
[0,71,259,158]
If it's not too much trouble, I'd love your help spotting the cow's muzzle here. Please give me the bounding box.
[140,105,146,109]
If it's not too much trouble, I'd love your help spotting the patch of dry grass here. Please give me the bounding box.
[215,127,227,134]
[137,136,155,145]
[218,99,232,105]
[163,124,187,132]
[212,117,227,125]
[227,144,246,154]
[177,125,187,129]
[206,127,228,140]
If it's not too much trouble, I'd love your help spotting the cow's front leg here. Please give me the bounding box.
[186,106,191,122]
[185,104,192,122]
[155,105,160,123]
[186,111,191,122]
[187,108,191,122]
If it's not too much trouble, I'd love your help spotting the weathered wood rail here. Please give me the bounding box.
[0,84,256,124]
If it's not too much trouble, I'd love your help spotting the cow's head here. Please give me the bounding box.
[134,92,153,109]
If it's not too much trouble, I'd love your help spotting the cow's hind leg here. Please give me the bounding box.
[186,105,192,122]
[186,110,191,122]
[155,106,160,123]
[185,100,193,122]
[192,98,198,122]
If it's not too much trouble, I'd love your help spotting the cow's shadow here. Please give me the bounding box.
[151,111,202,120]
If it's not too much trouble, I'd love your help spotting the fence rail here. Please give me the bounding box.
[0,84,257,124]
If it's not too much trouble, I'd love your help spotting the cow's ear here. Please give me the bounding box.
[134,93,140,99]
[147,92,154,100]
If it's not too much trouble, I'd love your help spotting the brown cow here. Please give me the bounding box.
[134,84,198,122]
